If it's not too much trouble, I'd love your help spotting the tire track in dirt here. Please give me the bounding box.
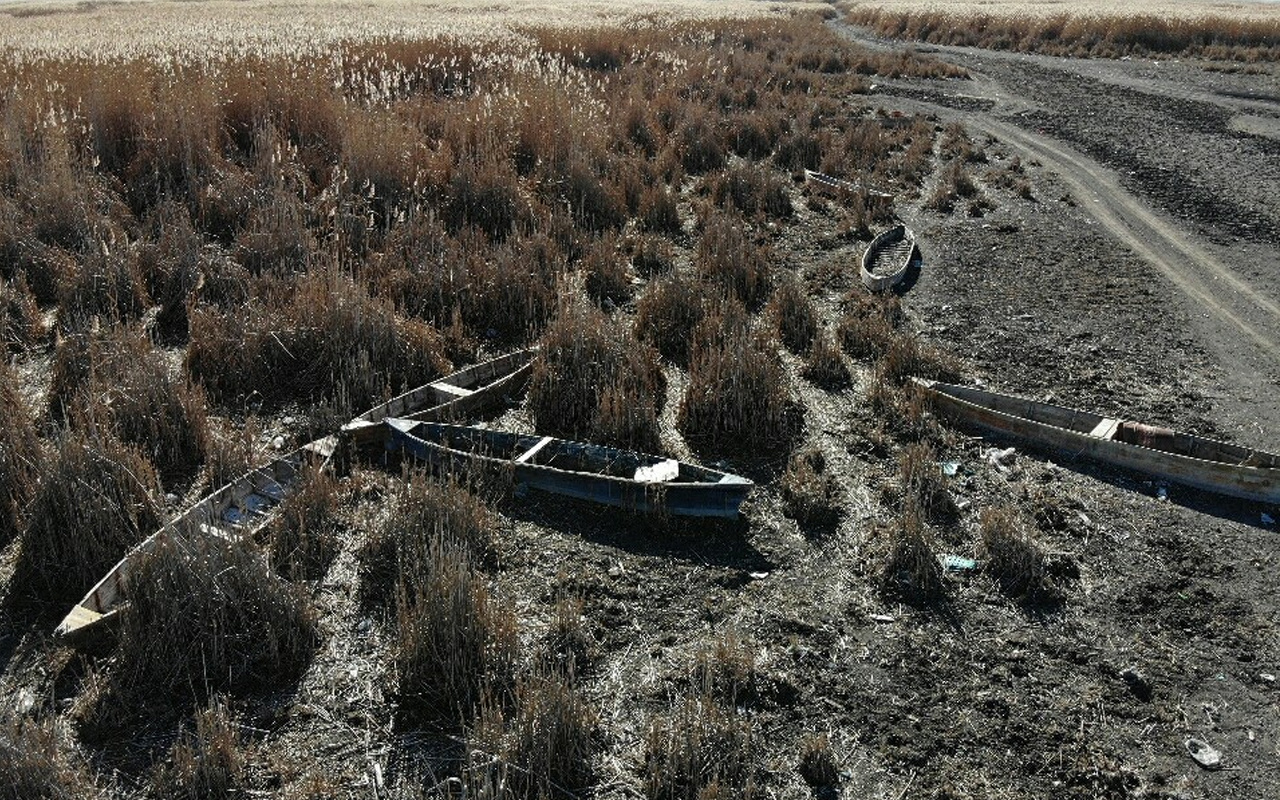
[974,116,1280,361]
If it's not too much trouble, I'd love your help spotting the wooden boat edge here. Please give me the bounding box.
[913,378,1280,503]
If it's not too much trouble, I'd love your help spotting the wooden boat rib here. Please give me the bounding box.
[913,378,1280,504]
[860,224,916,292]
[54,349,536,643]
[384,419,755,518]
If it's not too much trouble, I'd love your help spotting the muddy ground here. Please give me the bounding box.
[2,13,1279,800]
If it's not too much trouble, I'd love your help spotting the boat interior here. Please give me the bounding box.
[935,382,1280,469]
[392,421,737,484]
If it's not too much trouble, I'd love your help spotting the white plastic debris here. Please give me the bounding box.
[1185,738,1222,770]
[940,461,959,477]
[1262,512,1276,526]
[986,447,1016,472]
[1156,486,1168,501]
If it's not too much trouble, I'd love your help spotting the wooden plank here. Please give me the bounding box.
[431,382,474,399]
[1088,418,1121,440]
[515,436,554,464]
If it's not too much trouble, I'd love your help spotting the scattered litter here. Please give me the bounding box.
[283,416,295,426]
[940,461,960,477]
[1248,729,1256,742]
[1156,484,1168,501]
[869,614,895,623]
[986,447,1017,471]
[1260,672,1276,684]
[1184,738,1222,770]
[16,689,34,715]
[271,435,285,450]
[356,618,373,635]
[164,493,179,505]
[1078,512,1092,527]
[941,554,978,573]
[748,571,770,580]
[956,499,972,512]
[1262,512,1275,526]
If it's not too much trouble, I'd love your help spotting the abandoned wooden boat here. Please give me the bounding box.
[803,169,893,200]
[54,437,337,643]
[54,349,536,643]
[913,378,1280,504]
[341,348,535,451]
[860,224,916,292]
[383,419,754,518]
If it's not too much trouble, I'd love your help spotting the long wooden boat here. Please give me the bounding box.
[913,378,1280,504]
[860,224,916,292]
[803,169,893,200]
[383,419,754,518]
[54,349,536,643]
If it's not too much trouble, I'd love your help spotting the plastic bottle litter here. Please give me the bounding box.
[1184,738,1222,770]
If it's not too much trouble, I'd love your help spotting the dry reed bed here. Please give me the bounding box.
[0,10,989,798]
[845,6,1280,60]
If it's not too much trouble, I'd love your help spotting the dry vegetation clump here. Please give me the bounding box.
[467,668,597,799]
[801,328,852,390]
[879,510,945,603]
[769,273,817,354]
[360,473,498,608]
[836,291,903,359]
[582,234,634,308]
[395,538,518,725]
[46,325,209,483]
[628,233,675,277]
[0,275,45,352]
[138,202,214,342]
[846,9,1280,61]
[102,534,318,713]
[979,507,1068,605]
[187,269,450,410]
[873,332,961,387]
[266,466,342,582]
[0,361,39,547]
[546,592,594,674]
[708,163,793,220]
[797,734,839,790]
[781,447,843,531]
[678,301,801,456]
[895,442,957,524]
[925,160,984,215]
[644,696,760,800]
[10,429,161,609]
[528,300,665,452]
[148,698,248,800]
[57,248,150,333]
[696,213,773,310]
[691,632,762,706]
[0,716,100,799]
[635,271,706,365]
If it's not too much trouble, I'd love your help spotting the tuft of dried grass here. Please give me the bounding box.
[781,447,843,531]
[635,271,706,365]
[801,328,852,390]
[0,274,45,352]
[360,472,498,609]
[879,510,945,603]
[708,163,792,220]
[57,247,149,333]
[394,538,517,725]
[11,429,161,609]
[798,734,839,789]
[896,442,957,524]
[836,292,902,360]
[266,466,342,582]
[696,213,772,310]
[0,361,40,547]
[678,300,800,455]
[149,698,248,800]
[0,716,99,799]
[582,233,634,308]
[104,533,318,711]
[644,695,760,800]
[979,507,1067,605]
[769,273,817,354]
[467,667,596,799]
[528,299,665,452]
[691,632,761,706]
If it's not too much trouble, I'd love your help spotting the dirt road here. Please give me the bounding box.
[836,22,1280,434]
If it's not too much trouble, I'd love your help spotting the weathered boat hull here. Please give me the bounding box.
[914,378,1280,504]
[54,436,335,642]
[860,224,915,292]
[55,349,536,643]
[384,419,754,518]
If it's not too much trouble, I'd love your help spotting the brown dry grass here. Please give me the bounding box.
[10,429,161,610]
[781,447,844,531]
[0,360,39,547]
[645,694,760,800]
[846,7,1280,61]
[0,716,100,799]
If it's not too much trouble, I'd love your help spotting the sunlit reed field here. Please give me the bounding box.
[0,6,981,796]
